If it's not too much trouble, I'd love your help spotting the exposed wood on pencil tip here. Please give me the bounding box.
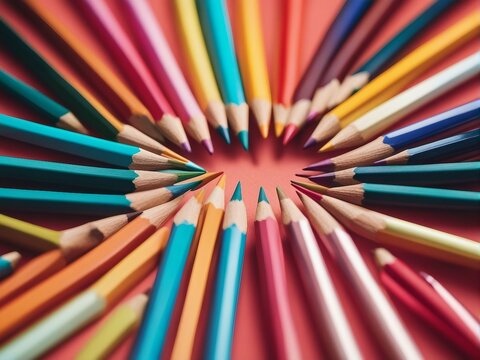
[58,113,88,134]
[373,248,396,268]
[275,186,287,201]
[2,252,21,269]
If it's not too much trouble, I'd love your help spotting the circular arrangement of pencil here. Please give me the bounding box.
[0,0,479,359]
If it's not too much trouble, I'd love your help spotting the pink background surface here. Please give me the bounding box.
[0,0,479,359]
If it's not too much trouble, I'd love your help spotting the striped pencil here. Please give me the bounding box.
[273,0,302,137]
[304,100,480,171]
[0,212,138,306]
[255,187,302,360]
[0,69,86,133]
[236,0,272,138]
[298,191,422,360]
[0,252,21,280]
[329,0,456,108]
[283,0,372,145]
[131,191,205,360]
[197,0,249,150]
[0,197,183,341]
[205,182,247,359]
[76,0,190,151]
[0,228,170,360]
[277,188,361,359]
[321,52,480,152]
[171,176,226,360]
[306,13,480,149]
[292,186,480,269]
[173,0,230,144]
[123,0,214,154]
[76,292,149,360]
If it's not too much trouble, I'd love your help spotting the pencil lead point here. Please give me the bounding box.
[275,186,287,201]
[259,124,269,139]
[258,187,269,203]
[183,161,206,172]
[168,181,201,197]
[201,139,214,154]
[303,158,334,172]
[181,141,192,153]
[373,248,395,268]
[310,173,335,186]
[282,124,297,145]
[216,126,231,144]
[303,137,318,149]
[238,131,249,151]
[318,141,334,153]
[231,182,242,201]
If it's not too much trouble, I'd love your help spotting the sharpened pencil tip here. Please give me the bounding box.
[201,139,214,155]
[303,137,317,149]
[184,161,206,172]
[231,182,243,201]
[195,188,206,202]
[181,141,192,153]
[259,124,269,139]
[303,158,334,172]
[126,211,143,221]
[282,124,297,145]
[168,180,201,197]
[319,141,334,153]
[238,131,249,151]
[295,173,311,178]
[258,187,269,203]
[275,186,287,201]
[170,170,205,182]
[274,122,285,137]
[216,174,226,189]
[310,173,335,186]
[216,126,231,144]
[373,248,395,268]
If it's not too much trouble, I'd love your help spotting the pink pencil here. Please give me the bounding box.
[122,0,213,154]
[77,0,191,152]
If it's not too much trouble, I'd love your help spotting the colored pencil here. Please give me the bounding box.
[308,0,397,121]
[305,13,480,148]
[374,249,480,357]
[277,188,361,359]
[0,115,192,171]
[378,128,480,165]
[0,228,170,360]
[273,0,302,137]
[0,197,183,340]
[329,0,456,108]
[282,0,372,145]
[236,0,272,138]
[0,156,203,193]
[292,187,480,269]
[254,187,302,360]
[321,52,480,152]
[77,0,191,151]
[308,162,480,187]
[171,175,226,360]
[0,212,138,306]
[0,252,21,280]
[173,0,230,144]
[197,0,249,150]
[131,191,205,360]
[204,182,246,359]
[305,99,480,171]
[0,69,86,133]
[0,181,196,215]
[123,0,214,154]
[298,191,422,360]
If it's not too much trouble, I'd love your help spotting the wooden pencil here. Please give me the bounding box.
[292,186,480,269]
[308,0,397,122]
[329,0,456,109]
[374,248,480,356]
[0,69,86,133]
[205,182,247,359]
[173,0,230,144]
[123,0,214,154]
[197,0,249,150]
[76,0,191,151]
[273,0,302,137]
[0,228,169,360]
[297,191,422,360]
[171,175,226,360]
[277,188,360,360]
[321,52,480,152]
[304,99,480,171]
[76,292,149,360]
[308,162,480,187]
[236,0,272,138]
[0,212,138,306]
[131,191,205,360]
[0,252,21,280]
[0,197,183,341]
[282,0,372,145]
[306,13,480,148]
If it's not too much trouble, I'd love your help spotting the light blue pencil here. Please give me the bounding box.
[0,252,21,280]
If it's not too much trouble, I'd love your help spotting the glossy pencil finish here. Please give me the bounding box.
[283,0,372,144]
[205,182,247,359]
[0,252,21,280]
[131,191,204,360]
[197,0,249,150]
[277,189,361,360]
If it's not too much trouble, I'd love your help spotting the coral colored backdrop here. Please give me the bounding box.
[0,0,479,359]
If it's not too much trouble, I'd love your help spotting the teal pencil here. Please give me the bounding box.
[205,182,247,359]
[0,182,198,215]
[0,114,193,171]
[131,190,205,360]
[0,252,21,280]
[0,156,204,193]
[0,69,87,134]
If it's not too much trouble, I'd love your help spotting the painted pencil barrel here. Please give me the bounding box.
[0,257,15,279]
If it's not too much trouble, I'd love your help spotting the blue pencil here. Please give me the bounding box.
[197,0,249,150]
[131,190,205,360]
[0,252,21,280]
[205,182,247,359]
